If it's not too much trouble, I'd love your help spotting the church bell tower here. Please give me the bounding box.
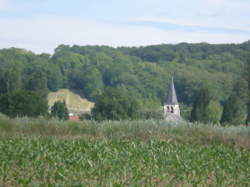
[163,78,181,120]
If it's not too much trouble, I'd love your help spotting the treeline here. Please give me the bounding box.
[0,41,250,123]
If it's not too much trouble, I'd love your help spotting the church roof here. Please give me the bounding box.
[166,78,178,105]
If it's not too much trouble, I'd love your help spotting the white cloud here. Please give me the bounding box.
[206,0,248,6]
[0,0,34,12]
[134,16,250,32]
[148,0,250,31]
[0,16,249,54]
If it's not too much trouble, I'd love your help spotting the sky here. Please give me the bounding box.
[0,0,250,54]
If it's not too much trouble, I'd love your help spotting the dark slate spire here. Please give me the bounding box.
[166,77,178,105]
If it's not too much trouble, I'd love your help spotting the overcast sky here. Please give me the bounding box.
[0,0,249,54]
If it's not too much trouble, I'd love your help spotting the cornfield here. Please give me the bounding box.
[0,115,249,186]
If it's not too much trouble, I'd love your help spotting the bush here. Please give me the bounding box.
[51,101,69,120]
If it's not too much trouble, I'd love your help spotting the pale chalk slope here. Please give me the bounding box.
[48,89,94,113]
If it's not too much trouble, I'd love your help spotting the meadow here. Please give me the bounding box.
[0,115,249,186]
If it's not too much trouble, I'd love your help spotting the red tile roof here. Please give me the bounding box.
[69,116,80,121]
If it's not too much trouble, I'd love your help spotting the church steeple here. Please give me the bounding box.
[166,77,178,105]
[163,77,181,121]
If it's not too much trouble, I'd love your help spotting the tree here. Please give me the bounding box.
[0,90,48,118]
[221,95,245,125]
[245,57,250,125]
[82,67,104,101]
[179,103,192,120]
[190,86,212,123]
[221,79,248,125]
[46,64,63,91]
[23,68,49,104]
[51,101,69,120]
[91,87,141,121]
[24,69,48,91]
[0,66,21,94]
[206,101,222,124]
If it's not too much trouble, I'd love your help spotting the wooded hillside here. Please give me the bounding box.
[0,41,249,111]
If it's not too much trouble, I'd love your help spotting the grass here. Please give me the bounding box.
[0,116,249,148]
[48,89,94,113]
[0,115,249,186]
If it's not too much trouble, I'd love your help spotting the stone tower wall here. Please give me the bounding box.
[163,104,180,116]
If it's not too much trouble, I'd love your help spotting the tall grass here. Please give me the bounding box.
[0,114,249,148]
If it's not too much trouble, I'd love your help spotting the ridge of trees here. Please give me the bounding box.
[0,42,250,122]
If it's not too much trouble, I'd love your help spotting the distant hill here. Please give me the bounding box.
[1,42,250,107]
[48,89,94,114]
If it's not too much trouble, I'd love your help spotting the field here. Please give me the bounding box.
[0,116,249,186]
[48,89,94,113]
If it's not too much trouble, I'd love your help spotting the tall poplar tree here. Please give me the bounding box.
[221,79,247,125]
[245,57,250,125]
[191,86,212,123]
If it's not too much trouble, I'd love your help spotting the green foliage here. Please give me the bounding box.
[245,57,250,125]
[0,138,249,186]
[0,90,48,118]
[24,69,48,98]
[138,98,163,120]
[0,42,250,121]
[92,87,142,120]
[190,85,222,124]
[221,95,245,125]
[79,113,92,120]
[191,87,212,123]
[51,101,69,120]
[0,66,21,94]
[139,110,163,120]
[180,103,192,120]
[1,42,248,105]
[46,64,63,91]
[82,67,104,101]
[206,101,222,124]
[221,79,248,125]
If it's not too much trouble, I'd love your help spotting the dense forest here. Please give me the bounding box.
[0,41,250,121]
